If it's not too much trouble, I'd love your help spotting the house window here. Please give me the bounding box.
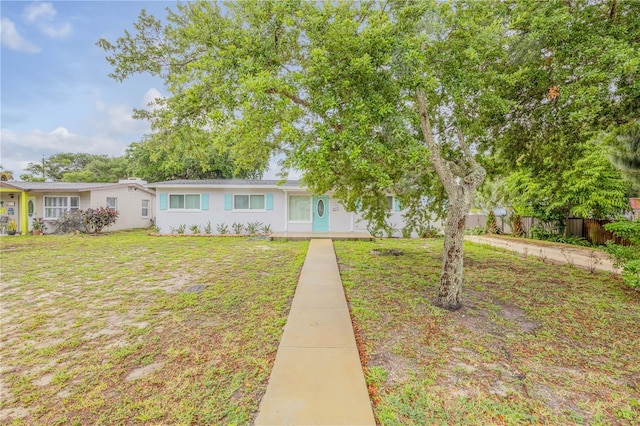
[106,197,117,211]
[234,194,265,210]
[169,194,201,210]
[44,196,80,219]
[387,196,394,211]
[289,195,311,221]
[141,200,150,217]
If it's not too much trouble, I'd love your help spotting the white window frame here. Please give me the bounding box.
[168,193,201,211]
[141,199,150,217]
[233,194,266,211]
[106,197,118,212]
[44,196,80,219]
[288,195,312,222]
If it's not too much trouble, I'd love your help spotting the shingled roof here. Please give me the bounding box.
[148,179,302,188]
[0,180,154,195]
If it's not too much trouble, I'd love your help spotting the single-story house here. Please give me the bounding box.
[0,179,155,235]
[149,179,413,236]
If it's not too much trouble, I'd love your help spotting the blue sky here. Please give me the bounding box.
[1,1,175,178]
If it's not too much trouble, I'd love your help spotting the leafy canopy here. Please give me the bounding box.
[98,0,513,229]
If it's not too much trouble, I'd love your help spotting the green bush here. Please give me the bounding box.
[54,211,85,234]
[604,219,640,289]
[530,226,591,246]
[417,225,442,238]
[604,220,640,243]
[82,207,119,234]
[465,225,486,236]
[622,259,640,289]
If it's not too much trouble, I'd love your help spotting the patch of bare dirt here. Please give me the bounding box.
[125,361,165,382]
[0,407,30,422]
[368,352,414,385]
[135,274,194,293]
[459,289,539,335]
[497,304,539,333]
[33,373,54,387]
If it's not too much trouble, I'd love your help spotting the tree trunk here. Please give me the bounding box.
[415,88,486,310]
[435,195,468,310]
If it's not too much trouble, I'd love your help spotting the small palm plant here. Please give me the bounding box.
[246,221,263,235]
[216,222,229,235]
[232,222,244,235]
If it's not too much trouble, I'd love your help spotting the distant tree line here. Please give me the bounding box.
[18,140,263,183]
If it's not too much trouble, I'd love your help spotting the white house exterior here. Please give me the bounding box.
[150,179,409,235]
[0,179,155,234]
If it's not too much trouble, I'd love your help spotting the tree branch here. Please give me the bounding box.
[609,0,617,20]
[267,88,310,108]
[416,88,455,186]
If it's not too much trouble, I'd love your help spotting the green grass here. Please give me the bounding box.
[0,230,307,425]
[335,238,640,426]
[4,232,637,424]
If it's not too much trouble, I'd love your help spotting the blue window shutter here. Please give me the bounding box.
[266,193,274,210]
[394,199,401,212]
[355,199,362,212]
[224,194,232,211]
[159,193,167,210]
[201,193,209,211]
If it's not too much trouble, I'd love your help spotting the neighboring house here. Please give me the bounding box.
[630,198,640,220]
[149,179,411,236]
[0,179,155,235]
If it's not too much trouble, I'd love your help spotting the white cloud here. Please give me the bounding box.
[0,126,130,175]
[22,2,72,39]
[41,22,71,39]
[0,18,40,53]
[95,101,149,135]
[143,87,164,109]
[23,2,56,23]
[2,127,123,153]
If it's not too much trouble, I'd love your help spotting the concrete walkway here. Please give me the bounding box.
[465,235,621,274]
[255,239,375,426]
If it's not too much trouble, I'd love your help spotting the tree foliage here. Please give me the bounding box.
[604,219,640,289]
[61,156,130,183]
[126,131,261,182]
[0,165,13,181]
[507,141,630,223]
[491,0,639,172]
[608,121,640,196]
[21,153,101,181]
[489,0,639,223]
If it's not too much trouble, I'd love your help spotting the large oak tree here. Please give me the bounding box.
[99,0,638,309]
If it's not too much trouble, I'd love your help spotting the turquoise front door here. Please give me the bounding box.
[312,195,329,231]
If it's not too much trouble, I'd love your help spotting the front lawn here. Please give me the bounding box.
[335,239,640,425]
[0,231,307,424]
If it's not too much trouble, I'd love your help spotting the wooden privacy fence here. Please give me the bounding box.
[466,215,628,245]
[583,219,628,246]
